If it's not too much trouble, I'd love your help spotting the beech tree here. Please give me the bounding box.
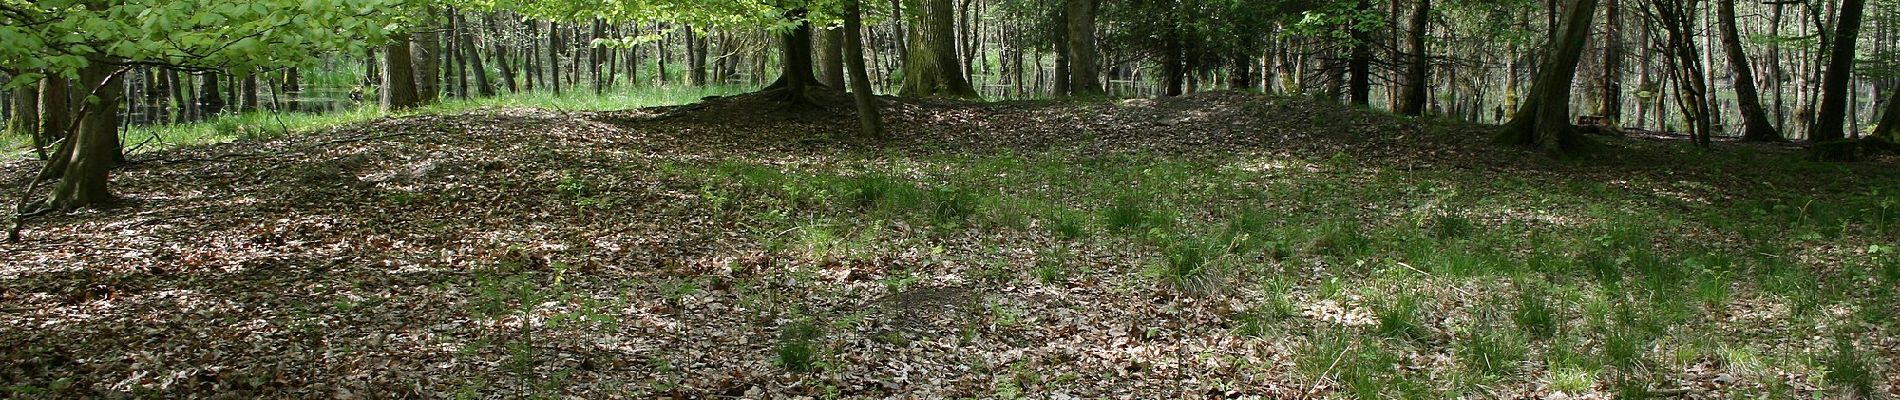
[1494,0,1600,156]
[0,0,391,210]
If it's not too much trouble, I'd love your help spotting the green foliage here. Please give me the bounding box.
[1823,335,1876,397]
[774,318,824,373]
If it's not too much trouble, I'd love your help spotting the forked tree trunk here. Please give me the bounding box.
[1717,0,1782,141]
[1810,0,1867,145]
[1495,0,1601,156]
[488,13,518,94]
[900,0,978,97]
[845,0,885,138]
[1066,0,1102,96]
[382,33,423,111]
[1398,0,1431,115]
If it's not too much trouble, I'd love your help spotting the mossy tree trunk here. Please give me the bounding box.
[1494,0,1601,156]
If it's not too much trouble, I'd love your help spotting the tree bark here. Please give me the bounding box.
[1065,0,1102,96]
[488,13,517,94]
[240,73,260,112]
[382,33,423,111]
[818,26,847,88]
[1717,0,1781,141]
[1598,0,1623,120]
[47,62,125,210]
[8,84,38,146]
[413,8,443,104]
[845,0,885,138]
[1495,0,1601,156]
[900,0,978,97]
[1398,0,1431,115]
[1875,88,1900,142]
[1348,0,1374,106]
[764,9,826,107]
[198,71,224,116]
[1810,0,1867,144]
[463,12,492,97]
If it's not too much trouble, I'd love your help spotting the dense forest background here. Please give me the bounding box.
[4,0,1900,398]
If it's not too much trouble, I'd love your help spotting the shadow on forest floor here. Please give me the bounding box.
[2,91,1896,398]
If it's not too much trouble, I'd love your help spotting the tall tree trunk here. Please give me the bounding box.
[1598,0,1623,120]
[592,18,607,94]
[414,8,444,104]
[1495,0,1601,156]
[1052,8,1071,96]
[1162,36,1185,96]
[1654,0,1714,147]
[48,62,125,210]
[240,73,260,112]
[198,71,224,116]
[1348,0,1374,106]
[1717,0,1781,141]
[654,23,669,86]
[382,33,423,111]
[900,0,978,97]
[818,26,847,88]
[489,13,517,94]
[1767,4,1785,128]
[1398,0,1431,115]
[845,0,885,138]
[686,25,709,87]
[1810,0,1867,144]
[461,12,491,97]
[549,21,564,95]
[1066,0,1103,96]
[35,78,72,178]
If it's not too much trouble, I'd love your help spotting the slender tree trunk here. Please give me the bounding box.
[1495,0,1601,156]
[1398,0,1431,115]
[1717,0,1782,141]
[1052,8,1071,96]
[198,71,224,116]
[900,0,978,97]
[549,21,564,95]
[1599,0,1623,120]
[1767,4,1785,128]
[1066,0,1103,96]
[489,13,517,94]
[1348,0,1374,106]
[35,78,72,178]
[654,23,669,86]
[686,25,709,87]
[382,33,423,111]
[8,84,38,145]
[845,0,885,138]
[1811,0,1867,144]
[463,12,492,97]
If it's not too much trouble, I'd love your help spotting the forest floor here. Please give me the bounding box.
[3,91,1899,399]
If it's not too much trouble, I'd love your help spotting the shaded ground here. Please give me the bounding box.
[2,91,1897,398]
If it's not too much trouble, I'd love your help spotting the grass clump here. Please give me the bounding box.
[774,318,825,373]
[928,187,981,228]
[1823,335,1876,398]
[1149,234,1235,294]
[1513,284,1560,340]
[1373,289,1429,341]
